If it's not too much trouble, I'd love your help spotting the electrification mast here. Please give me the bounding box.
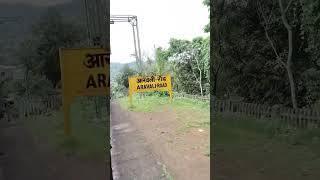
[110,15,142,73]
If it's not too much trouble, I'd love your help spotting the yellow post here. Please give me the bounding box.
[128,91,133,107]
[169,91,173,103]
[59,47,110,137]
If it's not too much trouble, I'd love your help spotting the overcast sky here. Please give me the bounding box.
[110,0,209,63]
[0,0,209,64]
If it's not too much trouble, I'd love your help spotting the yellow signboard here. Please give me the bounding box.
[128,75,173,105]
[59,47,110,135]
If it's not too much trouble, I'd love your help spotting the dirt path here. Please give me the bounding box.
[111,102,210,180]
[110,102,165,180]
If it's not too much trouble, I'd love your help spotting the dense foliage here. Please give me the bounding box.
[113,36,210,97]
[16,8,85,97]
[211,0,320,108]
[113,1,210,98]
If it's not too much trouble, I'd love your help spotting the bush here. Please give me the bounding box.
[116,64,137,89]
[16,73,54,97]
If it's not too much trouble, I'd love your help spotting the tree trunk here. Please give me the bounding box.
[190,60,202,96]
[199,71,203,96]
[286,65,297,108]
[213,64,221,97]
[213,72,218,97]
[279,0,298,109]
[195,52,204,96]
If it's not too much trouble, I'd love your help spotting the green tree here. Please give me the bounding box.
[166,37,210,96]
[31,8,85,86]
[116,64,137,89]
[17,37,41,97]
[203,0,210,33]
[141,56,156,76]
[17,73,54,97]
[191,37,210,96]
[155,47,169,75]
[300,0,320,103]
[210,0,319,108]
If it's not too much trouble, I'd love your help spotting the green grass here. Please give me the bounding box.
[204,143,210,157]
[24,97,109,159]
[214,114,320,148]
[118,94,168,112]
[214,115,320,179]
[160,162,174,180]
[118,94,209,112]
[117,94,210,132]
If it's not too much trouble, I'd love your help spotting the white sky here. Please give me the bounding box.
[111,0,209,63]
